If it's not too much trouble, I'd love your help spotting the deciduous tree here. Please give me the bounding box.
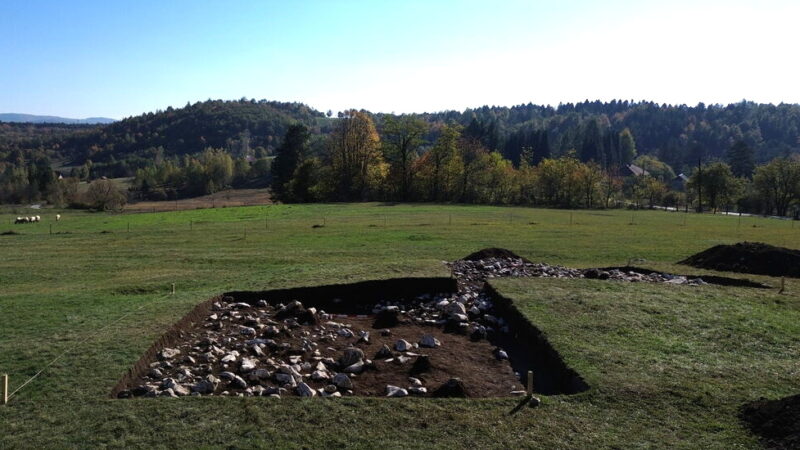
[753,156,800,216]
[382,115,427,200]
[86,179,127,211]
[327,111,385,201]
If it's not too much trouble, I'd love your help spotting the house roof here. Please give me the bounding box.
[625,164,650,177]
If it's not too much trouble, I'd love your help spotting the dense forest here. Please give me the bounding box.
[1,99,800,215]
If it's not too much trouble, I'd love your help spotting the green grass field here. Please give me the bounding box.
[1,203,798,448]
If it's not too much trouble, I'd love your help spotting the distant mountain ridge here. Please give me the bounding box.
[0,113,115,124]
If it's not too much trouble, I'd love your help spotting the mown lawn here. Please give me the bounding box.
[0,203,798,448]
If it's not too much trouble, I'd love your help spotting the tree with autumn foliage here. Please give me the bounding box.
[416,124,460,201]
[633,175,667,208]
[575,161,604,208]
[327,110,387,201]
[536,154,583,208]
[381,115,427,201]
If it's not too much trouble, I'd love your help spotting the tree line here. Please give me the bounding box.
[270,111,800,217]
[5,98,800,176]
[3,99,800,215]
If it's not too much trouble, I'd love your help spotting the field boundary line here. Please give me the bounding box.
[6,292,173,401]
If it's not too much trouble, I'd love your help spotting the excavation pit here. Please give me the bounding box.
[114,247,772,400]
[112,276,588,399]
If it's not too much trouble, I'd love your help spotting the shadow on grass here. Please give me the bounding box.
[508,395,531,415]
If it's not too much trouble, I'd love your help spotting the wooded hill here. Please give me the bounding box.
[4,99,800,175]
[56,100,329,164]
[3,98,800,210]
[416,100,800,171]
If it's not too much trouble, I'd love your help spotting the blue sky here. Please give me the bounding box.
[1,0,798,119]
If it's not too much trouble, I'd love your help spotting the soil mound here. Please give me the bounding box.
[462,248,530,262]
[680,242,800,278]
[741,394,800,449]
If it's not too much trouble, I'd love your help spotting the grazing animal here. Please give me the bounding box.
[36,215,41,222]
[56,214,61,221]
[15,217,25,224]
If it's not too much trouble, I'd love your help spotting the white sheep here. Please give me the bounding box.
[36,215,41,222]
[56,214,61,222]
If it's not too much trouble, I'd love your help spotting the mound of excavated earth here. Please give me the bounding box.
[680,242,800,278]
[741,394,800,449]
[461,248,532,263]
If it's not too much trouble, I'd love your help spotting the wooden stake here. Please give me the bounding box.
[171,283,176,295]
[2,374,8,405]
[527,370,534,395]
[779,277,785,294]
[49,224,52,235]
[190,220,192,231]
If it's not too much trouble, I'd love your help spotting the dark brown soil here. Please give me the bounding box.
[461,248,531,263]
[337,318,521,396]
[680,242,800,278]
[123,311,523,398]
[741,394,800,449]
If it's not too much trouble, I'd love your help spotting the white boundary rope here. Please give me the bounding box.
[7,292,173,401]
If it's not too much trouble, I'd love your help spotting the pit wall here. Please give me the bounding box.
[227,277,460,313]
[484,282,590,394]
[111,293,224,397]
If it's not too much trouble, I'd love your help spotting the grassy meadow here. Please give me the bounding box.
[1,203,798,448]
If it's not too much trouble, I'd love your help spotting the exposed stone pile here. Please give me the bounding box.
[583,268,708,285]
[118,289,512,399]
[449,256,710,286]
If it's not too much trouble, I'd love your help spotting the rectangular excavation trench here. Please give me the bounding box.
[112,277,588,399]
